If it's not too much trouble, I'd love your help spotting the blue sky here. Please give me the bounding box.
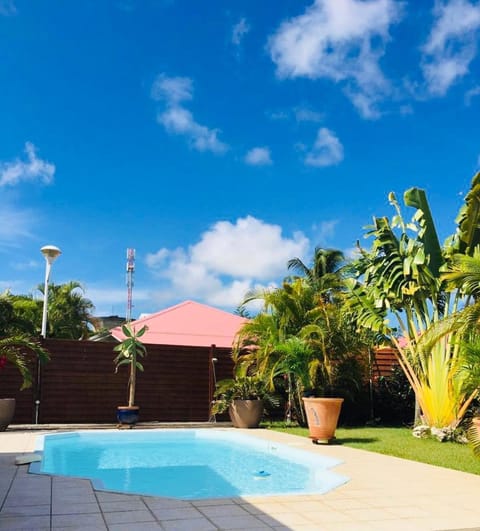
[1,0,479,319]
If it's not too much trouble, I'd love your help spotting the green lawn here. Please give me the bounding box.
[265,424,480,475]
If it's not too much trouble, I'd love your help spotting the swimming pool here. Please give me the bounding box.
[32,429,348,499]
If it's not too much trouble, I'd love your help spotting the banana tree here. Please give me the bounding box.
[113,324,148,408]
[347,172,480,429]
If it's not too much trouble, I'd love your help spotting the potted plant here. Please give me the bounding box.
[113,324,148,427]
[0,336,50,431]
[272,336,344,443]
[212,375,276,428]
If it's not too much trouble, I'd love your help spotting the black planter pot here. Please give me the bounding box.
[116,406,140,427]
[0,399,15,431]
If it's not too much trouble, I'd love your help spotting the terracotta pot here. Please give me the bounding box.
[302,397,344,442]
[0,398,16,432]
[116,405,140,427]
[229,399,264,428]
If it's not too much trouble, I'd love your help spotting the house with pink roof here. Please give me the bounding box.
[110,300,247,348]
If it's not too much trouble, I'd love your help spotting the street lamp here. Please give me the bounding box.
[40,245,61,338]
[36,245,61,424]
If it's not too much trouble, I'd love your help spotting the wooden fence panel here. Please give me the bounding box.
[2,339,399,424]
[0,363,35,424]
[1,339,234,424]
[372,347,399,378]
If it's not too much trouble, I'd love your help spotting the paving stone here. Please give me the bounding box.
[51,501,101,515]
[0,505,51,517]
[0,514,51,530]
[160,519,219,531]
[52,512,107,529]
[103,509,156,525]
[99,499,147,512]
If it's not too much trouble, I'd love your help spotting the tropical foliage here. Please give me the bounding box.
[347,172,480,429]
[288,247,345,300]
[1,281,97,339]
[468,417,480,458]
[36,281,97,338]
[0,336,50,390]
[234,254,372,425]
[113,324,148,407]
[211,375,276,415]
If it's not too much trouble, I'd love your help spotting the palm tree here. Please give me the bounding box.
[0,293,39,336]
[37,281,97,339]
[288,247,345,301]
[236,277,369,424]
[0,336,50,390]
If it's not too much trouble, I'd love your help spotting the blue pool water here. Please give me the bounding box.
[32,429,348,499]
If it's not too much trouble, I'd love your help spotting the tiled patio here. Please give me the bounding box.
[1,427,480,530]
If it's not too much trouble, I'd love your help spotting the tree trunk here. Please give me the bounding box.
[128,362,136,407]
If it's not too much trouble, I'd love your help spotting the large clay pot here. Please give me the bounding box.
[229,399,264,428]
[116,405,140,427]
[302,397,344,443]
[0,398,16,431]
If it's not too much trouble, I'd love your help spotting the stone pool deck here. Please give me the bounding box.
[1,426,480,530]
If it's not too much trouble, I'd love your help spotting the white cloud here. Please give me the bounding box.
[146,216,310,307]
[151,74,228,154]
[151,74,193,104]
[268,0,402,119]
[0,205,35,245]
[465,85,480,105]
[11,260,40,271]
[422,0,480,96]
[266,109,289,121]
[0,142,55,187]
[0,280,24,292]
[232,17,250,46]
[266,107,324,123]
[84,286,151,316]
[399,104,414,115]
[0,0,16,16]
[305,127,344,167]
[244,147,273,166]
[294,106,324,123]
[158,107,227,153]
[145,248,170,269]
[312,220,339,243]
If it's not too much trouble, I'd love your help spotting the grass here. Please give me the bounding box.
[264,423,480,475]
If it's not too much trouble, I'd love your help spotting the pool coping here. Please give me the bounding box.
[2,426,480,530]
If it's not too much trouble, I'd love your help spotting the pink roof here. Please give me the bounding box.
[110,300,247,348]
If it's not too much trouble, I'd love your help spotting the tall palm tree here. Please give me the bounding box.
[288,247,345,301]
[37,281,97,339]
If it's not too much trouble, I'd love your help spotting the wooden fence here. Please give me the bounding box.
[1,340,399,425]
[0,339,234,424]
[371,347,399,378]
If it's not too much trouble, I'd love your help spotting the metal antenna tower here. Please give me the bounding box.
[126,248,135,322]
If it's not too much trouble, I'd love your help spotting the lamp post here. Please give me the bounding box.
[40,245,61,338]
[36,245,61,424]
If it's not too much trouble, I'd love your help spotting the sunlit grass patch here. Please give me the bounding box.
[265,423,480,475]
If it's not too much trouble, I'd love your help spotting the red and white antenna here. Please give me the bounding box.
[126,248,135,322]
